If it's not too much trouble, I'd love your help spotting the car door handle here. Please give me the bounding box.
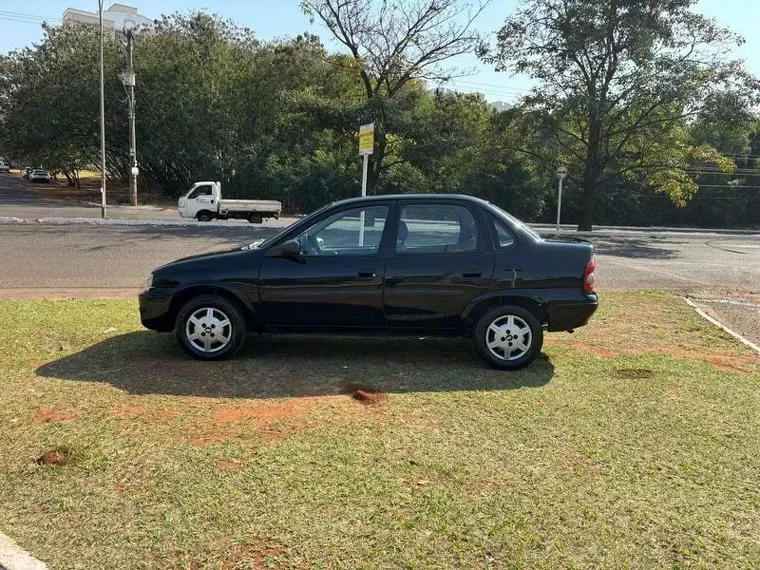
[462,269,482,278]
[357,270,377,278]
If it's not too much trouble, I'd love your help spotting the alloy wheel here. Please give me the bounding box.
[485,314,533,361]
[185,307,232,354]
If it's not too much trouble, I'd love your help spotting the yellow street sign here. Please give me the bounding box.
[359,123,374,155]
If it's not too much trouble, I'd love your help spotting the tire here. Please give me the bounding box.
[473,304,543,370]
[247,213,263,224]
[174,295,247,360]
[196,210,213,222]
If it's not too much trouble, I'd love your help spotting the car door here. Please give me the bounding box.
[258,203,392,329]
[383,201,494,331]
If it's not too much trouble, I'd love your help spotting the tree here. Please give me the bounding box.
[484,0,759,230]
[0,23,123,185]
[300,0,486,193]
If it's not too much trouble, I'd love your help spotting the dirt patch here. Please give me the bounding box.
[37,447,74,466]
[342,383,388,406]
[216,459,244,471]
[615,368,655,379]
[221,538,287,569]
[636,347,749,373]
[551,330,755,373]
[211,401,308,424]
[192,435,231,448]
[158,409,179,421]
[109,405,146,416]
[30,407,83,423]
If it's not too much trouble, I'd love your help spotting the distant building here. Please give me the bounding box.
[490,101,513,112]
[62,3,152,32]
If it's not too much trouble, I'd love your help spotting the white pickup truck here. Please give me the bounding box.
[177,181,282,223]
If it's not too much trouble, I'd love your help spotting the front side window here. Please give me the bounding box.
[188,185,212,199]
[396,204,479,254]
[295,205,389,257]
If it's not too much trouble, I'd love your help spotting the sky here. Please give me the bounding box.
[1,0,759,103]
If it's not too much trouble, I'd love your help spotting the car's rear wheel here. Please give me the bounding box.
[473,305,543,370]
[174,295,246,360]
[196,210,213,222]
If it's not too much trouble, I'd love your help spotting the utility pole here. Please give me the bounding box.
[98,0,107,218]
[124,28,138,206]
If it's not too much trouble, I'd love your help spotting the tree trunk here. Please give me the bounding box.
[578,176,596,232]
[579,116,602,231]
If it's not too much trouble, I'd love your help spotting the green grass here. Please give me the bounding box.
[0,293,759,569]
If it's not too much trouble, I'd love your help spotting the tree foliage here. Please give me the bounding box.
[0,6,758,229]
[299,0,486,193]
[484,0,760,229]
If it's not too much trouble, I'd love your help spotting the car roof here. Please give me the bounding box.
[331,194,491,208]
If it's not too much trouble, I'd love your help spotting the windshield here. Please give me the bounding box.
[244,202,334,250]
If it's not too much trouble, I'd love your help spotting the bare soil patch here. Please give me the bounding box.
[221,538,288,569]
[36,446,74,466]
[30,406,83,423]
[341,382,388,406]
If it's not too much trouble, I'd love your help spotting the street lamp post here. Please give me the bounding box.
[98,0,107,218]
[556,166,567,233]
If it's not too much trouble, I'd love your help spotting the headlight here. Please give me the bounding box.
[141,274,153,293]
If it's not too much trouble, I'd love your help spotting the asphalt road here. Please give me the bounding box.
[1,171,759,294]
[0,223,758,294]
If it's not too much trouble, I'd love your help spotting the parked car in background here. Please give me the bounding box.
[28,169,51,183]
[23,167,34,178]
[140,194,598,369]
[177,181,281,223]
[0,162,9,173]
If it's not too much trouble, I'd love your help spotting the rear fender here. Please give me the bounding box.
[462,291,550,332]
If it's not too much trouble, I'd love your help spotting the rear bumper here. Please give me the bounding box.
[138,289,174,332]
[545,294,598,332]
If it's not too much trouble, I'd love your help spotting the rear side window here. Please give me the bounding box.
[488,214,516,249]
[397,204,479,254]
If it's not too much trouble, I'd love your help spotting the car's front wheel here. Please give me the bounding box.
[174,295,247,360]
[473,305,543,370]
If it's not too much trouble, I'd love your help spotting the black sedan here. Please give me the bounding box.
[139,195,598,369]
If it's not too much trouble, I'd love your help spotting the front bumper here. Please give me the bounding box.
[546,294,598,332]
[138,288,174,332]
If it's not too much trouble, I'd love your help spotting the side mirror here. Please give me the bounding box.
[264,239,302,259]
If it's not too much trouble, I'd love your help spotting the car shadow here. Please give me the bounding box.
[35,332,554,399]
[592,237,680,260]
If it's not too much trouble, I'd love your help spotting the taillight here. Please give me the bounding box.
[583,256,596,294]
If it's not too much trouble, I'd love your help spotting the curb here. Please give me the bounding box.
[684,298,760,355]
[0,532,48,570]
[83,201,168,211]
[0,216,288,230]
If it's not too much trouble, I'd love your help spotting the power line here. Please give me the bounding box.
[0,10,62,24]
